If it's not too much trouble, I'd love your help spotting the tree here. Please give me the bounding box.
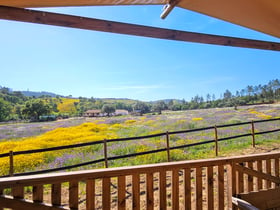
[101,104,116,116]
[22,99,52,121]
[133,102,150,115]
[152,101,167,114]
[223,89,232,100]
[206,94,211,102]
[0,98,12,121]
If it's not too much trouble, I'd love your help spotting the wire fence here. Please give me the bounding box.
[0,118,279,177]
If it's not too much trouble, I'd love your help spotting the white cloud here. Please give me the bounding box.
[103,84,165,91]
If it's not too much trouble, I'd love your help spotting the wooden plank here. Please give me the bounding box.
[51,183,61,206]
[159,170,166,210]
[69,181,79,209]
[33,185,43,203]
[184,168,191,210]
[86,179,95,210]
[172,168,179,210]
[196,167,203,210]
[146,173,154,210]
[102,178,111,210]
[207,166,214,209]
[118,176,126,210]
[0,0,164,8]
[132,174,140,210]
[1,6,280,51]
[0,195,66,210]
[218,165,224,209]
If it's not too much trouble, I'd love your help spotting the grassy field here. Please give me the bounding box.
[0,104,279,176]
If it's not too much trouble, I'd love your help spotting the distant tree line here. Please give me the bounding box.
[0,79,279,122]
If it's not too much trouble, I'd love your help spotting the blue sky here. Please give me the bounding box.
[0,5,279,101]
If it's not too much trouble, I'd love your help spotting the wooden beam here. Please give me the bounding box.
[0,195,66,210]
[235,164,280,184]
[0,6,280,51]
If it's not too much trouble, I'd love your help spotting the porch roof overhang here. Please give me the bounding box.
[0,0,279,39]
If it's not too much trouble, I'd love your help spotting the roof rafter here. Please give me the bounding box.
[0,6,280,51]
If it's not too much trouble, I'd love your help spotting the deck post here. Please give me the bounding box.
[9,150,14,176]
[251,121,256,147]
[166,131,171,162]
[103,139,108,168]
[214,126,218,156]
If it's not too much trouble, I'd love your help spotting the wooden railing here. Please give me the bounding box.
[0,152,280,209]
[0,118,279,177]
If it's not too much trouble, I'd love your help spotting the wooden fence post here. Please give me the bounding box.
[251,121,256,148]
[103,139,108,168]
[166,131,171,162]
[214,126,218,156]
[9,150,14,176]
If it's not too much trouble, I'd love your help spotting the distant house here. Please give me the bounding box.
[114,109,129,116]
[83,109,102,117]
[131,110,142,116]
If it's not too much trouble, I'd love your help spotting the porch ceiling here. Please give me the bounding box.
[0,0,279,38]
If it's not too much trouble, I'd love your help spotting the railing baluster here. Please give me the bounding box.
[275,158,279,187]
[230,162,237,210]
[266,159,272,188]
[12,186,24,199]
[196,167,203,210]
[33,185,43,203]
[132,173,140,210]
[184,167,191,210]
[51,183,61,206]
[86,179,95,210]
[248,162,254,192]
[159,170,166,209]
[118,175,126,210]
[146,172,154,210]
[207,166,214,209]
[172,168,179,210]
[218,165,224,209]
[102,177,111,210]
[239,163,244,193]
[257,160,263,190]
[69,181,79,209]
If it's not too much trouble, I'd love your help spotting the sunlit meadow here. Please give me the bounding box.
[0,104,279,176]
